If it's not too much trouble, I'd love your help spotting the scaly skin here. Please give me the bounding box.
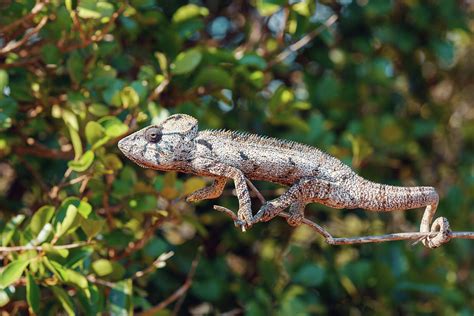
[118,114,450,248]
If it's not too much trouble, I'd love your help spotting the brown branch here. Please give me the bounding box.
[268,14,338,67]
[0,16,48,55]
[12,143,74,160]
[138,248,202,316]
[0,0,47,35]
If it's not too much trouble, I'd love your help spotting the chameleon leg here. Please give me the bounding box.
[207,164,254,230]
[287,201,306,226]
[254,177,332,224]
[186,177,227,202]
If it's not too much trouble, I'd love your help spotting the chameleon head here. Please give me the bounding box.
[118,114,198,170]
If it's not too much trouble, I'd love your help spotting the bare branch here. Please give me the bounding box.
[0,241,93,253]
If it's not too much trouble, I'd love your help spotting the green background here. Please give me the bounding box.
[0,0,473,314]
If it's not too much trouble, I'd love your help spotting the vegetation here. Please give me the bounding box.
[0,0,473,314]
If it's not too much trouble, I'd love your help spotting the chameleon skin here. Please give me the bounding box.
[118,114,450,248]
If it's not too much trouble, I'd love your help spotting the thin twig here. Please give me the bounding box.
[0,0,47,35]
[0,16,48,55]
[245,177,266,204]
[268,14,338,67]
[148,78,170,102]
[139,248,202,316]
[0,241,93,253]
[133,251,174,279]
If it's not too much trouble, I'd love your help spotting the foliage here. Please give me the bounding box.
[0,0,473,314]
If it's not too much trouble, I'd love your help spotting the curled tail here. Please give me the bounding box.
[355,178,450,248]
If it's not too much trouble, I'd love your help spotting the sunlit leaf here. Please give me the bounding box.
[2,214,25,246]
[30,205,55,235]
[172,4,209,23]
[0,259,30,289]
[68,150,95,172]
[54,198,80,238]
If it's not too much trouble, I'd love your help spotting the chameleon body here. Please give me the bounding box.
[118,114,450,248]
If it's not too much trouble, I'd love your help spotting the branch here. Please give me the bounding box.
[0,241,93,253]
[12,142,74,160]
[0,16,48,55]
[0,0,47,35]
[268,14,338,67]
[138,248,202,316]
[213,205,474,246]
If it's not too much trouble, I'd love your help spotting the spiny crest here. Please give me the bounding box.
[202,129,333,157]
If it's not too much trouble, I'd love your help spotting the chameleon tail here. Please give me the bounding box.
[356,179,450,248]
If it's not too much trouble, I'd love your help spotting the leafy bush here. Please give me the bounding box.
[0,0,473,314]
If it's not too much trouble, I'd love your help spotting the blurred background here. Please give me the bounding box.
[0,0,473,314]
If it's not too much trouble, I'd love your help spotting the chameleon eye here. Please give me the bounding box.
[145,127,162,143]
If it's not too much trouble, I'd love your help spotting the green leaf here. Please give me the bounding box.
[0,289,10,307]
[68,150,95,172]
[120,86,140,108]
[51,286,75,316]
[77,199,93,218]
[41,43,62,65]
[108,279,133,315]
[85,121,106,146]
[54,198,80,238]
[0,98,18,130]
[172,4,209,23]
[92,259,114,277]
[194,66,233,89]
[78,0,114,19]
[0,70,8,94]
[80,217,105,239]
[64,269,88,289]
[238,54,267,70]
[92,259,125,281]
[154,52,168,74]
[67,123,83,160]
[127,194,157,212]
[26,273,40,314]
[67,51,84,84]
[171,49,202,75]
[65,0,78,11]
[0,259,30,289]
[88,103,109,117]
[2,214,25,246]
[98,116,129,138]
[30,205,55,235]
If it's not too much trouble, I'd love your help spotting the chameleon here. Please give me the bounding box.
[118,113,451,248]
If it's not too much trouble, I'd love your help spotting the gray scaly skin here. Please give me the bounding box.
[118,114,451,248]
